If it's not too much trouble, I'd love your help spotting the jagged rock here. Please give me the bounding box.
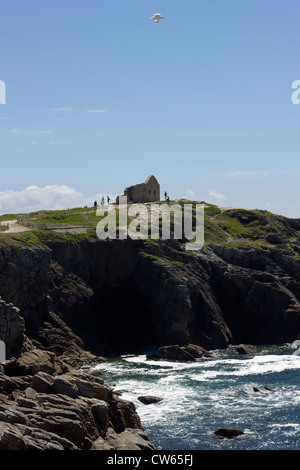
[76,378,109,400]
[76,378,95,398]
[253,386,273,393]
[4,349,57,376]
[30,371,54,393]
[109,398,142,434]
[91,400,110,433]
[158,344,211,362]
[0,374,31,393]
[16,398,38,409]
[0,352,155,451]
[92,427,155,451]
[0,405,27,425]
[138,396,163,405]
[0,422,78,450]
[52,376,78,398]
[214,428,244,439]
[236,344,255,355]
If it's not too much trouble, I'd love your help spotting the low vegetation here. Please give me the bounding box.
[0,201,299,256]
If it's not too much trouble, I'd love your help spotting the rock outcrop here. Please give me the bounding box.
[0,298,25,358]
[0,361,154,450]
[0,239,300,356]
[0,237,300,449]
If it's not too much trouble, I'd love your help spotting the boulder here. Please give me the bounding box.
[30,371,54,393]
[236,344,255,355]
[16,398,38,409]
[0,374,31,393]
[214,428,244,439]
[4,349,57,376]
[76,378,111,401]
[253,386,273,393]
[25,387,37,400]
[109,398,142,434]
[158,344,211,362]
[92,427,155,451]
[91,400,110,433]
[52,376,78,398]
[138,396,163,405]
[76,379,95,398]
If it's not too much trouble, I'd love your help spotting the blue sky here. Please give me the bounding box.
[1,0,300,217]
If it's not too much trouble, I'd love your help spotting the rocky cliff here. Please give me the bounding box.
[1,237,300,354]
[0,235,300,449]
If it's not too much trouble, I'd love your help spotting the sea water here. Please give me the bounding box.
[92,344,300,450]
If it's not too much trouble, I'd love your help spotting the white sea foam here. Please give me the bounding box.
[91,347,300,450]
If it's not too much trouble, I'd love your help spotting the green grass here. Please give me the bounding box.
[0,227,98,248]
[0,201,299,256]
[0,214,19,221]
[140,251,185,266]
[204,206,222,216]
[19,206,98,229]
[0,230,47,248]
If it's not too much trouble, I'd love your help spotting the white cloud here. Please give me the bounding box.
[266,202,282,209]
[185,189,196,199]
[208,190,226,202]
[50,107,106,114]
[87,109,106,114]
[51,107,75,112]
[10,128,31,136]
[11,127,53,137]
[227,170,270,177]
[0,185,93,215]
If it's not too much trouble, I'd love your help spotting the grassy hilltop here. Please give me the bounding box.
[0,201,299,256]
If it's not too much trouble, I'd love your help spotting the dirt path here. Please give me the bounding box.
[220,207,253,212]
[0,220,30,233]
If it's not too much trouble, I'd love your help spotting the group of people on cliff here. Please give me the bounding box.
[94,196,110,210]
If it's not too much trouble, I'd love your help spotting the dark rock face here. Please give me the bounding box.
[0,239,300,357]
[0,298,24,357]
